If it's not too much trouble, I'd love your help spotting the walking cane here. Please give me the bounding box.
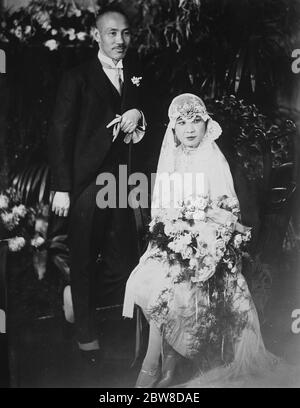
[128,139,146,367]
[107,116,147,367]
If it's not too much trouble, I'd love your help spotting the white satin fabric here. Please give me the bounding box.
[122,95,300,387]
[123,118,237,319]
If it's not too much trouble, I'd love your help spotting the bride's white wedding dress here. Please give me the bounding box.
[123,94,300,388]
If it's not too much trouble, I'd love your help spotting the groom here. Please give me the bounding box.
[48,6,147,363]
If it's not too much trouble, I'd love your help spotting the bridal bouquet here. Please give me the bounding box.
[149,195,251,285]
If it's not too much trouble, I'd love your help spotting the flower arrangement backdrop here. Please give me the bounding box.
[0,0,299,320]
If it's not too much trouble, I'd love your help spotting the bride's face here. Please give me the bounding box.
[174,115,207,148]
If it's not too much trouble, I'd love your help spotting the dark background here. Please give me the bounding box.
[0,0,300,387]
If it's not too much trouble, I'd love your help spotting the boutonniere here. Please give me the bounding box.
[131,76,142,87]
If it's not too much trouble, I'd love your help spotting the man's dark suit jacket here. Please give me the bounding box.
[48,50,144,201]
[47,52,146,331]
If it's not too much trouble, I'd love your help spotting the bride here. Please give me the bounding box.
[122,93,299,388]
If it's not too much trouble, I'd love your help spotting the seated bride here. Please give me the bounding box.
[123,93,300,388]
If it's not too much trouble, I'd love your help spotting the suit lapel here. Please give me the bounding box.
[88,55,140,113]
[121,54,139,113]
[88,57,116,110]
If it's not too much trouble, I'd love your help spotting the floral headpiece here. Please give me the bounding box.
[168,93,222,141]
[168,93,210,128]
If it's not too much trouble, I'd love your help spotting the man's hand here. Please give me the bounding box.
[120,109,141,134]
[51,191,70,217]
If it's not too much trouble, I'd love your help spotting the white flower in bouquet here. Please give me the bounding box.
[189,257,198,270]
[12,204,27,218]
[243,229,251,242]
[193,210,206,221]
[45,39,58,51]
[164,221,177,237]
[51,29,58,36]
[184,210,194,220]
[216,238,226,249]
[222,257,236,272]
[196,243,209,258]
[31,236,45,248]
[180,246,193,260]
[8,237,26,252]
[227,197,239,208]
[216,225,232,242]
[191,266,213,283]
[168,233,191,253]
[179,233,192,246]
[77,32,87,41]
[233,233,243,248]
[194,196,209,210]
[231,266,237,274]
[1,212,19,230]
[222,197,239,212]
[0,194,9,210]
[168,240,179,253]
[203,255,215,268]
[216,238,226,257]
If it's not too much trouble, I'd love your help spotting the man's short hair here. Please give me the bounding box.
[95,4,130,27]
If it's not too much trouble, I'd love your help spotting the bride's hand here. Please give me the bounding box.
[51,191,70,217]
[235,222,251,234]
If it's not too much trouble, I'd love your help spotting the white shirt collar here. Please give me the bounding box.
[98,49,123,69]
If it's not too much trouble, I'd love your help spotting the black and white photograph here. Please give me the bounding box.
[0,0,300,389]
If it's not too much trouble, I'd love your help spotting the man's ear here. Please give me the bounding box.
[92,27,101,44]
